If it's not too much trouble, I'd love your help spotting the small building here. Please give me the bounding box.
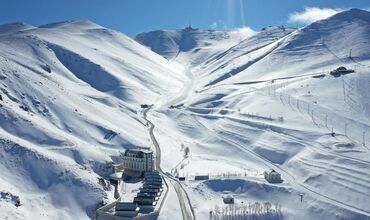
[145,175,162,180]
[223,195,234,204]
[113,164,124,173]
[141,186,163,192]
[142,183,163,190]
[115,202,140,218]
[143,183,162,190]
[133,197,157,206]
[144,171,160,178]
[145,178,162,184]
[330,66,355,77]
[194,175,209,181]
[109,172,123,184]
[264,169,283,183]
[140,188,162,195]
[136,193,159,201]
[137,192,159,199]
[122,148,154,175]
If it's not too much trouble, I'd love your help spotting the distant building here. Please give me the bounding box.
[330,66,355,77]
[122,148,154,175]
[223,195,234,204]
[194,175,209,181]
[140,104,149,108]
[264,169,283,183]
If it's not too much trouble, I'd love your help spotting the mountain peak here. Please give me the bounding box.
[0,22,35,34]
[39,19,102,29]
[329,8,370,22]
[302,8,370,33]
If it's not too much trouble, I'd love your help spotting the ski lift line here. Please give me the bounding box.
[180,107,370,166]
[234,71,325,86]
[284,93,369,148]
[190,114,370,216]
[322,38,370,72]
[204,30,298,88]
[223,74,318,101]
[321,38,346,63]
[265,88,370,132]
[212,118,370,186]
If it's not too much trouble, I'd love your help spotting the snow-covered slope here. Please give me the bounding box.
[135,26,254,66]
[0,22,35,34]
[194,8,370,88]
[0,20,185,220]
[2,7,370,220]
[139,8,370,220]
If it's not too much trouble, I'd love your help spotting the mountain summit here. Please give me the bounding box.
[0,22,35,34]
[135,26,251,65]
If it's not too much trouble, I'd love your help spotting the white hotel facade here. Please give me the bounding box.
[122,148,154,174]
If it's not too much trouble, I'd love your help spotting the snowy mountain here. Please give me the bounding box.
[135,26,255,66]
[0,20,185,220]
[0,22,35,34]
[1,8,370,220]
[138,8,370,220]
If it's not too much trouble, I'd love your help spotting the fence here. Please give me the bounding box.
[188,67,370,150]
[210,202,282,220]
[176,171,256,181]
[259,73,370,150]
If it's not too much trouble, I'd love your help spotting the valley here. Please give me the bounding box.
[0,8,370,220]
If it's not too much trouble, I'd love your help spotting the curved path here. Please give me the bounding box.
[143,107,196,220]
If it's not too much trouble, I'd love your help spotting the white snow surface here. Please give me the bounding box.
[140,8,370,220]
[0,20,185,220]
[1,8,370,220]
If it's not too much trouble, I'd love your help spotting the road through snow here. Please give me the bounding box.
[143,107,195,220]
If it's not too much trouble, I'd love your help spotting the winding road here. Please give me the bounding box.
[143,107,196,220]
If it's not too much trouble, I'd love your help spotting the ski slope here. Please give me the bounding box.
[139,8,370,220]
[1,8,370,220]
[0,20,185,220]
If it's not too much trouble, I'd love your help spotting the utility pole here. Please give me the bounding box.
[325,115,328,128]
[280,93,283,104]
[363,131,366,147]
[114,183,120,199]
[308,103,310,114]
[297,99,300,111]
[311,110,315,124]
[345,123,348,137]
[342,78,346,103]
[331,127,335,137]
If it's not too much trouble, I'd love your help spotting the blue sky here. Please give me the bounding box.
[0,0,369,36]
